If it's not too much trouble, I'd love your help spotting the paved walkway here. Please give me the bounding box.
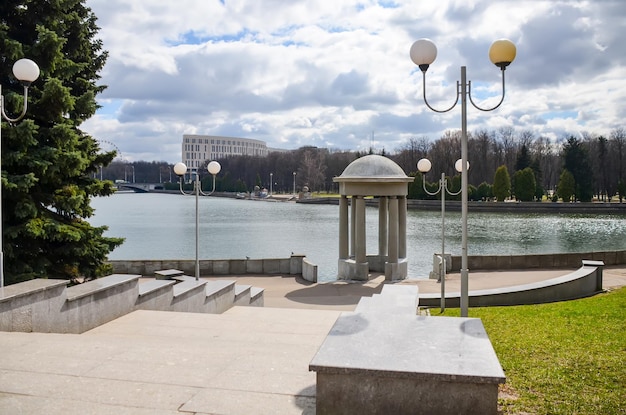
[210,265,626,311]
[1,266,624,414]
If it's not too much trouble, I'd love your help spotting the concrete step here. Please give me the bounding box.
[234,284,252,306]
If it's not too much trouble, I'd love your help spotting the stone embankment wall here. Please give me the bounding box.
[449,250,626,271]
[298,197,626,214]
[108,253,318,282]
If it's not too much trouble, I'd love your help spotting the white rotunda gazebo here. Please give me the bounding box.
[333,155,415,281]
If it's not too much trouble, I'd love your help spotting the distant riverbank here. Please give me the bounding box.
[131,189,626,214]
[297,197,626,214]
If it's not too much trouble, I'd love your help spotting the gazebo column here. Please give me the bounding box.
[355,196,367,264]
[350,196,356,258]
[339,195,349,260]
[399,195,407,259]
[378,197,388,257]
[388,196,399,264]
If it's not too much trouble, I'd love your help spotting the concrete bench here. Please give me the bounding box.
[310,313,505,415]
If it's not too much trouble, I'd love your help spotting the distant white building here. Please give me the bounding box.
[182,134,269,169]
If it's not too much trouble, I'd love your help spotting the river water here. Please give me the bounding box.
[89,193,626,281]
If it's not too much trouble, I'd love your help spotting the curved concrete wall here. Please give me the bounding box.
[449,250,626,271]
[419,260,604,308]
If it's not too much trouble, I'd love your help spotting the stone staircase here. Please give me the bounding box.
[0,270,264,334]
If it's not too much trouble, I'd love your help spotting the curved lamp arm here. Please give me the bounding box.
[198,174,218,196]
[422,72,460,113]
[0,86,30,123]
[421,173,443,196]
[177,175,196,196]
[200,161,221,195]
[173,162,196,196]
[443,180,462,196]
[468,68,507,112]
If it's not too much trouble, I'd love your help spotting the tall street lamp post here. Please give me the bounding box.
[293,172,296,196]
[410,38,516,317]
[0,58,40,288]
[173,161,221,281]
[270,172,273,195]
[417,158,467,312]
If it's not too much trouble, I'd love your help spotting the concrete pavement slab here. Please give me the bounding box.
[0,308,341,414]
[181,388,315,415]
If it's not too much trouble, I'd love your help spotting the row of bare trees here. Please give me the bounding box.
[394,127,625,199]
[99,127,626,200]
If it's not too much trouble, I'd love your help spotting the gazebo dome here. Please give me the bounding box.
[339,154,408,178]
[333,154,413,197]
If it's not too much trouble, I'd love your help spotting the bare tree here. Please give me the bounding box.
[393,136,431,174]
[298,149,327,192]
[469,129,498,185]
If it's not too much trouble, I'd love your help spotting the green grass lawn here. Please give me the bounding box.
[436,288,625,414]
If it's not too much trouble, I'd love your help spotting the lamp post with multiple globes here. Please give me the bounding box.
[173,161,221,281]
[0,58,40,288]
[410,38,516,316]
[417,158,468,312]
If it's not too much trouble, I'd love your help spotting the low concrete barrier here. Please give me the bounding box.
[449,250,626,271]
[302,257,318,282]
[419,260,604,308]
[109,254,312,277]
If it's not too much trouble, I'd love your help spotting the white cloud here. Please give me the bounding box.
[83,0,626,162]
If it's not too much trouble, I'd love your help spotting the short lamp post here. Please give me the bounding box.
[292,172,296,196]
[410,38,515,317]
[0,58,40,288]
[173,161,221,281]
[269,173,273,196]
[417,158,468,312]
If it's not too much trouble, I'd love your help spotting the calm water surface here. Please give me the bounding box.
[89,193,626,281]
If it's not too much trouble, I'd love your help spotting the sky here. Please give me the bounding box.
[82,0,626,163]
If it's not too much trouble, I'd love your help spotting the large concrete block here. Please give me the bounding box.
[337,259,369,281]
[311,313,504,415]
[315,372,499,415]
[384,259,407,281]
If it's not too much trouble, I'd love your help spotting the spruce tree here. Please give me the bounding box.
[493,165,511,202]
[562,136,594,202]
[513,168,536,202]
[557,169,576,202]
[1,0,123,284]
